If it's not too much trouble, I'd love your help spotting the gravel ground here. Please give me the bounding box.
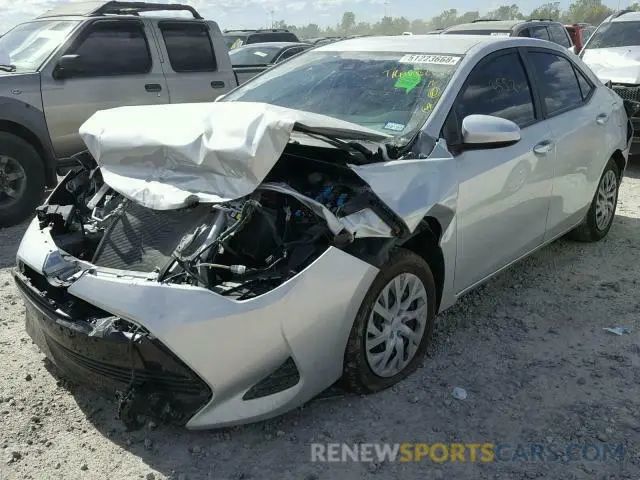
[1,164,640,480]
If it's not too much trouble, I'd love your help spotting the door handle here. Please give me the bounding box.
[211,81,225,89]
[596,113,609,125]
[533,140,553,155]
[145,83,162,93]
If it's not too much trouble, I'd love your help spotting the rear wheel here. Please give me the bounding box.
[568,158,620,242]
[341,249,436,394]
[0,133,45,228]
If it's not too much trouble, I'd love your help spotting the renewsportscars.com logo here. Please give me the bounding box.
[310,443,625,463]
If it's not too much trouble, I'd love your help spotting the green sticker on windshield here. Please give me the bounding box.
[394,70,422,93]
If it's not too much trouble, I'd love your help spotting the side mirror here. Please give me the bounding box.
[461,114,521,149]
[53,54,81,79]
[568,45,577,54]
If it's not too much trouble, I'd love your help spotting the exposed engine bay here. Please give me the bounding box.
[38,145,404,300]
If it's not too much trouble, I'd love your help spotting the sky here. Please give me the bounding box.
[0,0,630,34]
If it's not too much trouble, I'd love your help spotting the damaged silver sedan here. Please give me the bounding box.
[14,35,631,429]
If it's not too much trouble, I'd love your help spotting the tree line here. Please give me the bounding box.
[273,0,640,39]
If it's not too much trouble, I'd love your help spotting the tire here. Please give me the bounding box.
[341,248,437,394]
[0,132,45,228]
[568,157,620,242]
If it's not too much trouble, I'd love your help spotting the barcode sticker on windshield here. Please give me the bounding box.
[490,32,510,37]
[398,54,461,66]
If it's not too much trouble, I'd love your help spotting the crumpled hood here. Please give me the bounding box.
[79,101,391,210]
[582,47,640,84]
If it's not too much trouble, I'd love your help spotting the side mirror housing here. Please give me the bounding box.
[53,54,81,79]
[461,114,521,149]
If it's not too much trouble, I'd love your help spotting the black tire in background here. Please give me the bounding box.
[0,132,45,228]
[341,248,437,394]
[568,157,620,242]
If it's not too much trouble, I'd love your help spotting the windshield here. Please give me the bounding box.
[585,21,640,49]
[225,35,247,50]
[223,50,462,143]
[230,45,281,66]
[0,20,79,71]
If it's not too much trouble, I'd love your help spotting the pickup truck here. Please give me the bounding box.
[0,0,238,227]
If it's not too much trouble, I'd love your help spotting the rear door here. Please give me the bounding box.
[154,20,235,103]
[40,18,169,159]
[524,48,611,239]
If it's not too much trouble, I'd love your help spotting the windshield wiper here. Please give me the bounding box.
[0,64,16,72]
[293,124,383,164]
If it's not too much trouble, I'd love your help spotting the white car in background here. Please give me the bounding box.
[581,10,640,153]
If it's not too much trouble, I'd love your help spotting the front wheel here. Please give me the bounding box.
[0,133,45,228]
[341,249,436,394]
[568,158,620,242]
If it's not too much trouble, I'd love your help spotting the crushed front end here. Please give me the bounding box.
[14,148,387,429]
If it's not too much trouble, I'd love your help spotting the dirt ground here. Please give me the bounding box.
[1,164,640,480]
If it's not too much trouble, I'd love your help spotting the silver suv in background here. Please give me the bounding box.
[581,10,640,153]
[0,1,238,227]
[443,18,576,53]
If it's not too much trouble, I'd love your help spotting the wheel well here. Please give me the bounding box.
[0,120,56,186]
[400,217,445,313]
[612,150,626,179]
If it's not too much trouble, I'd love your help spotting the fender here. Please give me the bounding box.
[0,96,58,187]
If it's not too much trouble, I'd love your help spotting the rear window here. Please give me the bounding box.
[548,23,572,47]
[225,34,247,50]
[247,32,298,43]
[160,22,216,72]
[230,45,281,66]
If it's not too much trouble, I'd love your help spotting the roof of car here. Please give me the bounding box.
[37,1,203,19]
[609,10,640,22]
[313,34,503,54]
[445,19,522,31]
[231,42,309,49]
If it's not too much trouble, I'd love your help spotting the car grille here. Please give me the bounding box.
[612,84,640,102]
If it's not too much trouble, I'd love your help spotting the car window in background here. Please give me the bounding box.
[230,45,282,65]
[586,21,640,48]
[455,52,535,127]
[223,50,462,143]
[548,24,572,47]
[225,35,246,49]
[248,32,298,43]
[68,22,151,76]
[0,20,79,71]
[530,26,551,41]
[529,52,583,114]
[581,26,596,45]
[277,46,305,62]
[160,22,216,72]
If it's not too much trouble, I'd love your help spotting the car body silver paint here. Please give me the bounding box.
[65,247,379,428]
[15,35,632,428]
